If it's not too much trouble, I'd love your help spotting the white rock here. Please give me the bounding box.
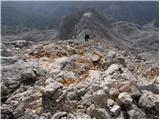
[118,92,133,105]
[44,77,63,94]
[91,82,102,92]
[107,99,114,107]
[48,57,70,71]
[82,93,93,106]
[107,50,116,60]
[121,68,137,81]
[106,64,121,75]
[110,105,121,116]
[87,70,102,83]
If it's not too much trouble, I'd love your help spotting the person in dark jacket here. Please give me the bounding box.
[85,34,90,42]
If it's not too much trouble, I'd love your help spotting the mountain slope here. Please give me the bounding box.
[1,39,159,119]
[57,10,158,62]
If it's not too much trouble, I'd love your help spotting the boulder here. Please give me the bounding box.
[118,92,133,106]
[66,88,78,100]
[49,57,71,71]
[20,71,37,86]
[107,99,114,108]
[138,90,159,112]
[44,77,63,94]
[42,77,63,112]
[2,60,39,91]
[110,105,121,116]
[88,54,101,63]
[121,68,137,82]
[91,82,102,93]
[82,93,93,106]
[91,108,110,119]
[105,64,121,75]
[127,104,146,119]
[93,90,108,108]
[119,81,141,98]
[87,70,102,83]
[138,77,159,94]
[109,87,120,100]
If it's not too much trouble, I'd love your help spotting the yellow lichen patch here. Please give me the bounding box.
[76,73,89,83]
[59,77,76,85]
[146,67,159,80]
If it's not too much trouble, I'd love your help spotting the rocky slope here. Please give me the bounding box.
[58,10,158,62]
[1,38,159,119]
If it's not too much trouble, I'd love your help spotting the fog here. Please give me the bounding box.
[2,1,159,29]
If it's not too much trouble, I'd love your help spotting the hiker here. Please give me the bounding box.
[85,34,89,42]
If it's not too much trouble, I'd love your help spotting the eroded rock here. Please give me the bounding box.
[93,89,108,108]
[118,92,133,106]
[138,90,159,112]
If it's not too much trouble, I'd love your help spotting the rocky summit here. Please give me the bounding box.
[1,9,159,119]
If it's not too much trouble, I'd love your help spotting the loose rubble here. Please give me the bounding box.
[1,39,159,119]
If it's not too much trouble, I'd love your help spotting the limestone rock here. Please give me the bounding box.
[93,90,108,108]
[138,90,159,112]
[138,77,159,94]
[89,54,101,63]
[42,77,63,113]
[44,77,63,94]
[106,64,121,75]
[20,71,37,86]
[91,108,110,119]
[110,105,121,116]
[127,104,146,119]
[119,81,141,98]
[82,93,93,106]
[107,99,114,107]
[109,87,120,100]
[118,92,133,106]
